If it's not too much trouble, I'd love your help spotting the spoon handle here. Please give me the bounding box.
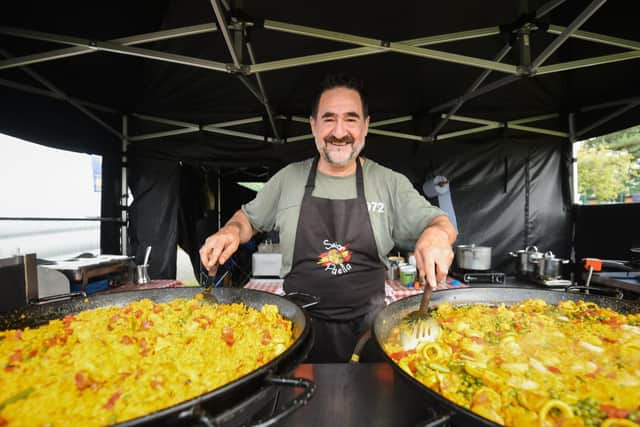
[418,278,432,313]
[143,245,152,265]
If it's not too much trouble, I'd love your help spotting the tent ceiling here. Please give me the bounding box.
[1,0,639,168]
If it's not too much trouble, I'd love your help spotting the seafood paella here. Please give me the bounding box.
[0,293,294,426]
[385,299,640,427]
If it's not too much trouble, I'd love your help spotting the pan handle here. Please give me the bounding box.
[283,292,320,309]
[252,376,316,427]
[415,412,452,427]
[195,375,316,427]
[31,291,87,304]
[566,285,624,300]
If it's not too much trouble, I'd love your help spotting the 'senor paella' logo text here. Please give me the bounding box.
[317,240,353,275]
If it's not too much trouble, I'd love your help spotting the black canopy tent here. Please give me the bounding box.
[1,0,638,279]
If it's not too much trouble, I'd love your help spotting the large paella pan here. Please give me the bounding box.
[374,287,640,427]
[0,287,314,426]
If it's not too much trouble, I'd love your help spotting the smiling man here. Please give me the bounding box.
[200,73,457,362]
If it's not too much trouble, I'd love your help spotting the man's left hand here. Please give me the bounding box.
[414,215,457,289]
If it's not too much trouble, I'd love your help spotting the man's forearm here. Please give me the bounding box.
[426,215,457,245]
[224,209,257,243]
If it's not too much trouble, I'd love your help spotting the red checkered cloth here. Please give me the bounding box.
[102,280,184,293]
[385,279,420,302]
[385,278,467,300]
[243,278,446,304]
[243,278,286,295]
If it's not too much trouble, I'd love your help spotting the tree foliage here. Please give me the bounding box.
[577,145,637,202]
[578,124,640,203]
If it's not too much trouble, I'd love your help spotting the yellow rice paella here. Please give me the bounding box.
[385,298,640,427]
[0,293,294,426]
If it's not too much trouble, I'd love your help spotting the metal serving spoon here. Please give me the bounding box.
[399,278,442,350]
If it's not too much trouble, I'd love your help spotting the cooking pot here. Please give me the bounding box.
[373,287,638,427]
[509,246,543,276]
[0,287,315,427]
[536,251,570,280]
[454,244,491,271]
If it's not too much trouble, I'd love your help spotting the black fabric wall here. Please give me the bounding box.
[100,150,123,255]
[219,180,262,227]
[177,164,208,279]
[367,133,572,273]
[574,204,640,263]
[127,155,180,279]
[123,130,572,279]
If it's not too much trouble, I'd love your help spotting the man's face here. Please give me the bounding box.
[310,87,369,166]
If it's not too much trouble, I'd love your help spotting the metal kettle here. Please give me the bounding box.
[536,251,569,280]
[509,246,543,276]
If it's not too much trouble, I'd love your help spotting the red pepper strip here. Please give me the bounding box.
[75,371,92,390]
[389,349,415,361]
[261,330,272,345]
[600,404,631,419]
[222,326,235,346]
[103,390,123,411]
[547,366,561,374]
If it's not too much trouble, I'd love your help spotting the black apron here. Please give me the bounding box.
[284,157,386,362]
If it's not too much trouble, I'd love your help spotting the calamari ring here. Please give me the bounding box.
[419,342,446,361]
[539,399,574,426]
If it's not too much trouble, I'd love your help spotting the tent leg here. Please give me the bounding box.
[217,171,222,230]
[568,113,578,204]
[121,115,129,256]
[568,112,577,282]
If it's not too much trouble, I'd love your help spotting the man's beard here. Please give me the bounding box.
[321,134,364,166]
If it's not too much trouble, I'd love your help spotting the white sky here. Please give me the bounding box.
[0,133,102,258]
[0,133,100,217]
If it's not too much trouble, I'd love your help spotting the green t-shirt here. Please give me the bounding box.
[242,158,447,277]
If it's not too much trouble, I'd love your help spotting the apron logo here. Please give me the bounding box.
[317,240,353,275]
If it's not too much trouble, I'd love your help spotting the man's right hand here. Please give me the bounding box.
[199,223,242,275]
[199,209,256,275]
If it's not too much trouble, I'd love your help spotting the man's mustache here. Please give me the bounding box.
[324,134,355,144]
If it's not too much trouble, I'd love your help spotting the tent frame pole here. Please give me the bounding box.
[576,101,640,138]
[250,27,500,73]
[568,113,578,204]
[537,50,640,75]
[246,39,281,141]
[0,77,117,114]
[3,14,639,79]
[0,48,122,140]
[1,9,638,146]
[121,116,129,256]
[210,0,281,140]
[0,23,219,71]
[431,44,512,139]
[263,20,517,74]
[547,25,640,50]
[217,171,222,230]
[0,26,228,72]
[530,0,607,71]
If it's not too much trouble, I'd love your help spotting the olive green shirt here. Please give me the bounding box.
[242,158,447,277]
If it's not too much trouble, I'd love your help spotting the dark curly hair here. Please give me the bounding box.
[310,73,369,119]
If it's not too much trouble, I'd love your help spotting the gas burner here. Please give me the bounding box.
[451,270,505,284]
